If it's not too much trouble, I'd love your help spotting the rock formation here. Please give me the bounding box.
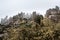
[45,6,60,22]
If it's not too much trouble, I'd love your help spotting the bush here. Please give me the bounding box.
[34,15,43,25]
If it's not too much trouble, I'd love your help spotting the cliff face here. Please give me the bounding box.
[45,6,60,22]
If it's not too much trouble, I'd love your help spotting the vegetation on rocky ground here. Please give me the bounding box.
[0,11,60,40]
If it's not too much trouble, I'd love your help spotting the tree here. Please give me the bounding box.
[34,14,43,25]
[55,6,59,10]
[1,16,8,25]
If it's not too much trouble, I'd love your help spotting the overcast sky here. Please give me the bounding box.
[0,0,60,19]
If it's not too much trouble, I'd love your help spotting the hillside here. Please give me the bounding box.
[0,7,60,40]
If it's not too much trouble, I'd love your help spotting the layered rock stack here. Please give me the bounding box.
[45,6,60,22]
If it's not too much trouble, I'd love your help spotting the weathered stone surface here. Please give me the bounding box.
[45,6,60,22]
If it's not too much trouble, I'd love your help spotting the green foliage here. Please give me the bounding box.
[1,14,60,40]
[34,15,43,24]
[42,18,54,27]
[55,23,60,30]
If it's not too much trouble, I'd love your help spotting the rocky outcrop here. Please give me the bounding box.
[45,6,60,22]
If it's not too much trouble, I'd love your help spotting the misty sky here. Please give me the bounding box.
[0,0,60,19]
